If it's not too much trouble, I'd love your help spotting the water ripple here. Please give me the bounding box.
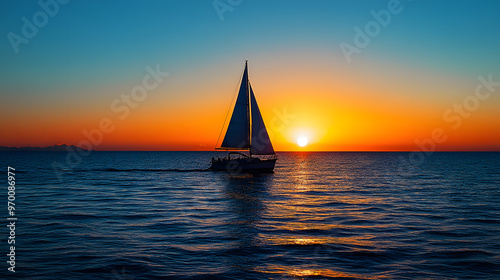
[0,151,498,279]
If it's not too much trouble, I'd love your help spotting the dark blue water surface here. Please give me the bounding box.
[0,152,499,279]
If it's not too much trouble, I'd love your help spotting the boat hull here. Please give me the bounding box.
[210,157,276,172]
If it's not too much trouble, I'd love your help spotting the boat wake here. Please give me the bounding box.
[56,168,211,173]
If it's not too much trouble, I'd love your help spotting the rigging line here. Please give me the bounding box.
[214,63,246,149]
[247,64,252,157]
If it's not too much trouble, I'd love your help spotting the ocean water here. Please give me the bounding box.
[0,151,499,279]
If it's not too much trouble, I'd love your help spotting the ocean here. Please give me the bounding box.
[0,151,498,279]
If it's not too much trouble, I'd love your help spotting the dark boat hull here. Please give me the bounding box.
[210,157,276,172]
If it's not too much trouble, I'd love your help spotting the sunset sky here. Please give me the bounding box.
[1,0,500,151]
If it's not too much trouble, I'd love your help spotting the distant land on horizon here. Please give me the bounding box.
[0,144,87,152]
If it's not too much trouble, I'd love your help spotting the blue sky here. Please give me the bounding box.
[2,0,499,92]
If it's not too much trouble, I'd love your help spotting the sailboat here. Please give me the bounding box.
[210,61,277,172]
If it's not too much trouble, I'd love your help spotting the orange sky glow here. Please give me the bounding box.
[2,54,499,151]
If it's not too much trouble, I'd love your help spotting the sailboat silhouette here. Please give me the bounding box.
[210,61,277,172]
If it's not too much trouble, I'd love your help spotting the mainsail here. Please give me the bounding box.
[218,61,275,155]
[219,63,250,149]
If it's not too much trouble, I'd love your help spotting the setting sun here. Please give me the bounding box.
[297,136,308,147]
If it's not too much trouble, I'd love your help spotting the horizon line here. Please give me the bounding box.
[1,144,499,152]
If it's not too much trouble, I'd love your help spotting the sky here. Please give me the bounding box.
[1,0,500,151]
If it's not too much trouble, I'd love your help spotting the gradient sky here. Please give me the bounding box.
[1,0,499,151]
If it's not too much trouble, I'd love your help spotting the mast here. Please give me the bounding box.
[246,60,252,157]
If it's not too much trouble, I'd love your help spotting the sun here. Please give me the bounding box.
[297,136,308,147]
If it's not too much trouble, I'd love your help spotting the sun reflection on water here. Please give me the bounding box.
[255,264,383,279]
[251,153,396,279]
[216,153,399,279]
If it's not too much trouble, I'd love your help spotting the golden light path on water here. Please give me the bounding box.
[256,264,384,279]
[249,152,394,279]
